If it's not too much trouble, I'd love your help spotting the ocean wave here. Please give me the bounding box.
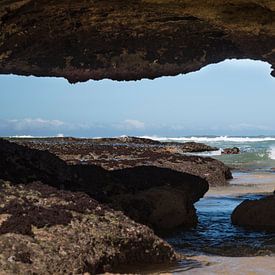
[185,149,222,157]
[269,147,275,160]
[9,134,65,138]
[9,135,35,138]
[139,136,275,143]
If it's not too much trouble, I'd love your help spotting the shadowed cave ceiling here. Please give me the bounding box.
[0,0,274,83]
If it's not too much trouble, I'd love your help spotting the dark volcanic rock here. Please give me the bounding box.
[10,137,231,186]
[0,138,209,231]
[0,1,274,82]
[222,147,240,154]
[0,180,176,274]
[231,195,275,231]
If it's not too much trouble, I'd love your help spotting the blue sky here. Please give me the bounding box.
[0,59,274,137]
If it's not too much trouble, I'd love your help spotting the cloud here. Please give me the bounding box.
[5,118,65,131]
[115,119,145,130]
[0,118,93,132]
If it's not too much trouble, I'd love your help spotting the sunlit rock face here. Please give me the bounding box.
[0,0,274,83]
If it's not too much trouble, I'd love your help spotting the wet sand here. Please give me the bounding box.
[207,172,275,196]
[185,255,275,275]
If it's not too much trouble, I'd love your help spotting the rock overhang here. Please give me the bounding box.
[0,0,274,83]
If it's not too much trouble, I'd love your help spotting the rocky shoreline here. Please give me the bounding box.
[9,136,232,186]
[0,137,232,273]
[0,180,177,274]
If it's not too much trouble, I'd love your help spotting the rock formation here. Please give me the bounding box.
[110,166,208,232]
[85,136,219,152]
[222,147,240,154]
[0,1,274,82]
[231,195,275,231]
[0,180,176,274]
[0,138,209,232]
[11,137,232,186]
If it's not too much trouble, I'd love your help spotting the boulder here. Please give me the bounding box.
[222,147,240,154]
[110,166,208,232]
[110,187,198,233]
[231,195,275,231]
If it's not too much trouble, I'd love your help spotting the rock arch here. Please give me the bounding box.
[0,0,274,83]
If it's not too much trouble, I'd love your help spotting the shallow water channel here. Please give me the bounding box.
[114,172,275,274]
[164,172,275,274]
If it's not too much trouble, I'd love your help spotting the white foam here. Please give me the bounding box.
[9,135,35,138]
[269,147,275,160]
[139,136,275,143]
[185,149,222,157]
[9,134,66,138]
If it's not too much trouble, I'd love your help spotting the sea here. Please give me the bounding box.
[141,135,275,171]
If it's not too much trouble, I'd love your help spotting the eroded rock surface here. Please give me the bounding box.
[10,137,231,186]
[0,180,176,274]
[82,136,218,152]
[0,138,209,231]
[231,195,275,231]
[110,166,208,232]
[0,1,274,82]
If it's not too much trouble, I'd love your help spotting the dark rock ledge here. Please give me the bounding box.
[10,137,232,186]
